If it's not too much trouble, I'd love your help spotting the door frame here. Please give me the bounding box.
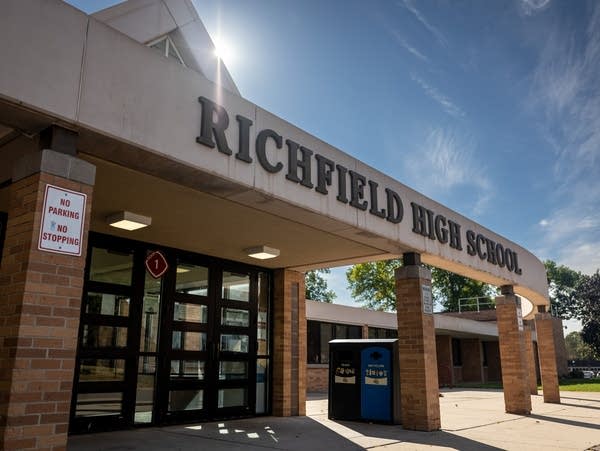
[70,232,273,433]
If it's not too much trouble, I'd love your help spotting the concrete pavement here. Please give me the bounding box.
[68,390,600,450]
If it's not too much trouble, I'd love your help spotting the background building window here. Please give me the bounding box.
[368,327,398,339]
[307,320,361,364]
[452,338,462,366]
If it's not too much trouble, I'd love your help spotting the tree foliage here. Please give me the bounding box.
[345,259,402,311]
[574,271,600,357]
[430,267,496,312]
[345,259,495,312]
[564,331,597,361]
[305,268,336,303]
[544,260,583,319]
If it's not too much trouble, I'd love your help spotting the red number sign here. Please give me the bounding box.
[145,250,168,279]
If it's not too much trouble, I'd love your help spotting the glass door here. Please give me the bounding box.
[157,261,265,422]
[72,234,272,432]
[71,243,139,432]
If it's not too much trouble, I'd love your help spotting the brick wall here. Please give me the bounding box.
[552,318,568,377]
[272,270,306,416]
[395,265,440,431]
[496,293,531,414]
[0,172,93,450]
[307,365,328,392]
[535,313,560,403]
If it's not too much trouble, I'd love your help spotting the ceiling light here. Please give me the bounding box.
[107,211,152,231]
[245,245,280,260]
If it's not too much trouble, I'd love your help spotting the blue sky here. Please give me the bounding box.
[69,1,599,324]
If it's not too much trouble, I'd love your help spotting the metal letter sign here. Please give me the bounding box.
[145,250,168,279]
[422,284,433,314]
[38,184,86,256]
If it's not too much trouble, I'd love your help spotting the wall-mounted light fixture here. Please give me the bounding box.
[106,211,152,231]
[245,245,280,260]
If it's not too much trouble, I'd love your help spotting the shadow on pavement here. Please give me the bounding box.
[529,413,600,431]
[68,414,503,451]
[333,419,504,451]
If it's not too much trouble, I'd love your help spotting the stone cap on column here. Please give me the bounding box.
[395,265,431,281]
[13,149,96,185]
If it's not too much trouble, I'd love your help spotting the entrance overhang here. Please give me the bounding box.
[0,0,549,310]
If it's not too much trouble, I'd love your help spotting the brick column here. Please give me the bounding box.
[524,327,538,395]
[435,335,453,387]
[462,339,483,383]
[272,269,306,416]
[496,286,531,415]
[395,253,440,431]
[535,312,560,403]
[0,149,95,450]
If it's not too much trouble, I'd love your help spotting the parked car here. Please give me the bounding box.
[582,370,595,379]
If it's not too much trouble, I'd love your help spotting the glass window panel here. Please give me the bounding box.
[135,356,156,424]
[221,308,249,327]
[79,358,125,382]
[81,325,127,348]
[75,392,123,417]
[256,359,269,414]
[222,271,249,302]
[170,360,205,380]
[172,331,206,351]
[219,361,247,380]
[176,263,209,296]
[220,334,248,353]
[218,388,247,408]
[169,390,203,411]
[257,272,269,355]
[319,323,333,364]
[89,247,133,286]
[141,301,160,353]
[86,293,130,316]
[174,302,207,324]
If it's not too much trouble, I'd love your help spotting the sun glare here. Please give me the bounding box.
[213,37,235,64]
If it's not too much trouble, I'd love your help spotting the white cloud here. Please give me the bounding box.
[411,74,465,118]
[405,127,493,216]
[400,0,447,47]
[395,33,429,62]
[519,0,551,16]
[528,2,600,275]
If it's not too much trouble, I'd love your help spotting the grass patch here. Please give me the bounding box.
[450,379,600,392]
[555,378,600,392]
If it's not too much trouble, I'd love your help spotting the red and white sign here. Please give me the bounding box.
[38,184,87,256]
[145,250,168,278]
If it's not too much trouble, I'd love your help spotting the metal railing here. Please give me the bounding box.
[458,296,495,313]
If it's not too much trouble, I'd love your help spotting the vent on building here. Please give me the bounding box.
[147,35,186,67]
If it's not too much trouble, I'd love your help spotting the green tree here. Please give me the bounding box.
[305,269,336,303]
[564,331,597,360]
[574,271,600,357]
[346,259,495,312]
[544,260,582,319]
[430,267,496,312]
[345,259,402,311]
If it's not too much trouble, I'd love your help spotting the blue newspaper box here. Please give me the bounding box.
[328,339,401,424]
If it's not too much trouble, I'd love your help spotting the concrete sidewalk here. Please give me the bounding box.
[68,390,600,450]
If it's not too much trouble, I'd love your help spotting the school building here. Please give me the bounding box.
[0,1,562,449]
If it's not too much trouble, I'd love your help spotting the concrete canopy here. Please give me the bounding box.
[0,0,549,311]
